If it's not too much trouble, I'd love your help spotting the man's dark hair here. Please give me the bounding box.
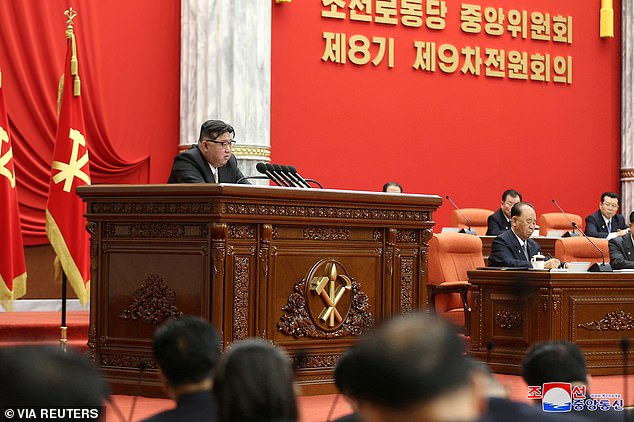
[153,315,221,387]
[502,189,522,202]
[601,192,620,204]
[520,341,588,387]
[214,339,298,421]
[0,346,108,407]
[382,182,403,193]
[629,211,634,224]
[511,202,534,218]
[335,313,470,409]
[198,119,235,143]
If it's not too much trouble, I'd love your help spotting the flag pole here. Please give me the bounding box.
[60,270,67,351]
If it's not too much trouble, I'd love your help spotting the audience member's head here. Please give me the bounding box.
[510,202,536,241]
[335,313,484,422]
[0,346,108,407]
[629,211,634,225]
[599,192,620,219]
[214,338,298,422]
[382,182,403,193]
[521,341,588,388]
[153,315,221,398]
[501,189,522,218]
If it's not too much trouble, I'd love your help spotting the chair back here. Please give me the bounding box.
[554,236,609,264]
[428,233,485,284]
[449,208,493,236]
[538,212,583,237]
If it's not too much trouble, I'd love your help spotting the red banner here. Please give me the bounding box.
[0,68,27,310]
[45,11,91,307]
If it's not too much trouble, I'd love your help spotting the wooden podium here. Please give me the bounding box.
[77,184,441,396]
[469,269,634,375]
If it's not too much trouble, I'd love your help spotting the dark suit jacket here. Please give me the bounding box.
[585,210,627,238]
[488,229,541,268]
[141,391,218,422]
[486,209,511,236]
[480,397,593,422]
[167,145,250,184]
[609,234,634,269]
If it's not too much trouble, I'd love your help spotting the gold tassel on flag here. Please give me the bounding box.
[64,8,81,96]
[600,0,614,38]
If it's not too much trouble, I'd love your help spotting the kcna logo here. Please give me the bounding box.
[527,383,623,413]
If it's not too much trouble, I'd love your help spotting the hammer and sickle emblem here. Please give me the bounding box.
[310,263,352,328]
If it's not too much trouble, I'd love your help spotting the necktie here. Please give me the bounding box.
[522,242,529,261]
[211,169,217,183]
[607,220,612,233]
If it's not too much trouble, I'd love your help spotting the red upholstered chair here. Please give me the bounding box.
[538,213,583,237]
[450,208,494,236]
[554,236,609,265]
[427,233,485,334]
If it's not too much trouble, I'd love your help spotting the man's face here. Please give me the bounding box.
[512,206,536,241]
[599,196,619,219]
[199,131,234,167]
[501,195,521,218]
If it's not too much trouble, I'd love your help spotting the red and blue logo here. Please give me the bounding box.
[541,382,572,412]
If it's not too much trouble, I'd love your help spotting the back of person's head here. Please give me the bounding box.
[214,338,298,422]
[0,346,108,407]
[502,189,522,202]
[521,341,588,387]
[199,119,235,143]
[153,315,221,387]
[335,313,473,411]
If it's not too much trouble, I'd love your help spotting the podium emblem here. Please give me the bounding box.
[307,260,352,331]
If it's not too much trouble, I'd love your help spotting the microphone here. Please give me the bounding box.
[288,166,313,189]
[273,164,300,187]
[571,222,613,272]
[255,162,281,186]
[236,175,269,184]
[127,358,149,422]
[445,195,477,235]
[551,199,580,237]
[265,163,291,187]
[280,165,307,188]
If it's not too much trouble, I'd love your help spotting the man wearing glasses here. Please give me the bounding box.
[168,120,250,184]
[584,192,628,239]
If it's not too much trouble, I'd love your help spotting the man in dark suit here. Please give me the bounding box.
[489,202,560,269]
[167,119,250,184]
[486,189,522,236]
[585,192,628,239]
[609,211,634,269]
[142,316,221,422]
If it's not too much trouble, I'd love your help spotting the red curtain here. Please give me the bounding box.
[0,1,180,245]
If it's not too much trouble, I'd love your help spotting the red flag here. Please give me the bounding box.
[0,68,27,310]
[46,8,91,307]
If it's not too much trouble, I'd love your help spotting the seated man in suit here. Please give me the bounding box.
[585,192,628,239]
[167,119,250,184]
[486,189,522,236]
[609,211,634,269]
[489,202,560,269]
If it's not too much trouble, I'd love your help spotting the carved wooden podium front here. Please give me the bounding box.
[77,184,441,396]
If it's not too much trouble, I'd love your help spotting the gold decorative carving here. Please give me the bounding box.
[87,222,98,274]
[119,274,182,324]
[303,227,350,241]
[87,325,96,361]
[397,230,417,243]
[620,169,634,179]
[101,354,157,369]
[278,260,374,338]
[222,203,427,222]
[91,202,215,214]
[308,261,352,330]
[372,230,382,241]
[421,228,433,244]
[495,308,522,329]
[400,257,414,313]
[300,354,340,369]
[578,310,634,331]
[233,145,271,158]
[228,224,256,239]
[233,256,250,340]
[130,223,185,238]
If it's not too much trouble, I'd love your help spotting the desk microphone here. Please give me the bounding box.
[445,195,477,235]
[571,222,613,272]
[255,162,282,186]
[127,358,149,422]
[273,164,300,187]
[265,163,291,186]
[551,199,580,237]
[236,175,269,184]
[280,165,306,188]
[288,166,317,188]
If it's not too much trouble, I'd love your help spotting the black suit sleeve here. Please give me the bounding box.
[489,236,532,267]
[168,153,207,183]
[609,238,634,269]
[486,213,502,236]
[585,214,607,238]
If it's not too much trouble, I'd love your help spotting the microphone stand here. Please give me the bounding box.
[571,222,613,272]
[551,199,580,237]
[445,196,477,235]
